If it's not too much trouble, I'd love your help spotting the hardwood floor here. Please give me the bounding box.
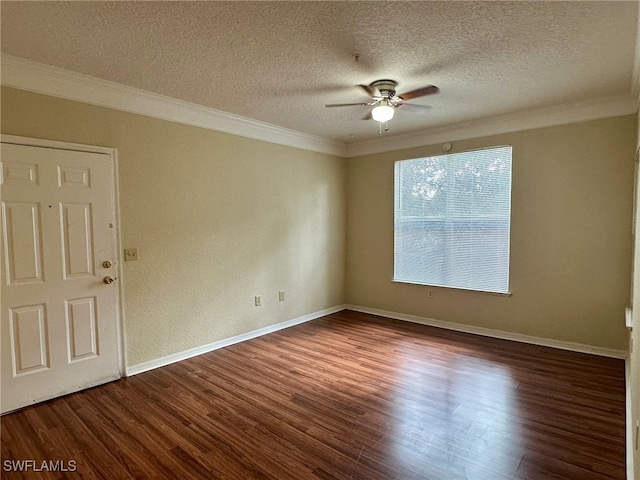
[1,310,626,479]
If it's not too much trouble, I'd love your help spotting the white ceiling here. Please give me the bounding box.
[1,1,638,145]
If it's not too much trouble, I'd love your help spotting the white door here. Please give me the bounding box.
[1,141,121,414]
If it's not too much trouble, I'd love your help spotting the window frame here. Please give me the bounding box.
[393,145,513,295]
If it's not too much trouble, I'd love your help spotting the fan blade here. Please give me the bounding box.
[325,102,371,107]
[358,84,381,98]
[397,103,432,111]
[398,85,439,101]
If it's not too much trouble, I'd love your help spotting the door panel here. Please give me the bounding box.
[57,165,90,189]
[65,296,99,362]
[2,202,44,284]
[1,142,121,414]
[60,203,94,278]
[9,303,49,375]
[2,162,39,185]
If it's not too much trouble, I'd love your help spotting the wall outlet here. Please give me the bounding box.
[124,248,139,261]
[279,290,285,302]
[255,295,261,307]
[428,290,435,298]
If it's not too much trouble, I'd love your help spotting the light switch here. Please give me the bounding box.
[124,248,139,261]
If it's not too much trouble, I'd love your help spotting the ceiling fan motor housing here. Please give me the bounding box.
[371,79,398,98]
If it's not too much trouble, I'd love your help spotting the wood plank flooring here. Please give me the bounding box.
[1,310,626,479]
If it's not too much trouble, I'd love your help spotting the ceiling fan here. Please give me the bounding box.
[326,79,439,126]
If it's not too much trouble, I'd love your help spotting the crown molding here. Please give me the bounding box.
[0,55,347,157]
[2,55,636,160]
[345,93,638,158]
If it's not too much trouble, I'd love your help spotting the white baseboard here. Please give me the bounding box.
[125,305,347,376]
[346,305,628,359]
[127,303,627,375]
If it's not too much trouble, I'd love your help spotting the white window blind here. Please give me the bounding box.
[394,146,512,294]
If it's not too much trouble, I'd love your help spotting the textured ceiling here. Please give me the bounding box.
[1,1,638,144]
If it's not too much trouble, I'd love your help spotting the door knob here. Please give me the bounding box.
[103,276,115,284]
[102,260,113,268]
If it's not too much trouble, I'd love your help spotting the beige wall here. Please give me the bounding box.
[1,86,347,366]
[2,85,635,364]
[347,115,636,350]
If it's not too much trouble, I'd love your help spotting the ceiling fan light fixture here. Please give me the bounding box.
[371,102,394,123]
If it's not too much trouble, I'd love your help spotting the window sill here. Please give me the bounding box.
[391,279,512,297]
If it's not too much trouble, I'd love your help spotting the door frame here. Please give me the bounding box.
[1,134,127,383]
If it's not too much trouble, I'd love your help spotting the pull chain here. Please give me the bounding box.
[378,122,391,135]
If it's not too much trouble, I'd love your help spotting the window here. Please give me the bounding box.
[394,145,512,294]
